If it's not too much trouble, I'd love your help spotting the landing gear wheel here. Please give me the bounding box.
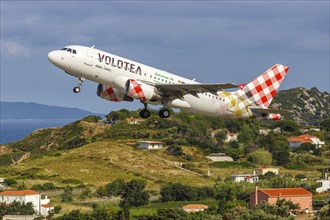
[140,109,151,118]
[73,86,81,93]
[159,109,170,118]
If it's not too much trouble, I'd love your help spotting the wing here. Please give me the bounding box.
[250,107,292,115]
[155,83,238,97]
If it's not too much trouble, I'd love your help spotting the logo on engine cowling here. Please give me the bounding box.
[98,53,142,75]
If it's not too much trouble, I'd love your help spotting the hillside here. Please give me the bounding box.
[5,140,214,190]
[0,101,102,119]
[272,87,330,125]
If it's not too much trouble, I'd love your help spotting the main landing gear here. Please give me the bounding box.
[139,102,171,119]
[73,77,85,93]
[159,108,170,118]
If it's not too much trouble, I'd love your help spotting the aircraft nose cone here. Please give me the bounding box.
[48,51,58,65]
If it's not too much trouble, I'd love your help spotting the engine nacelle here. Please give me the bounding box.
[97,84,133,102]
[125,79,161,101]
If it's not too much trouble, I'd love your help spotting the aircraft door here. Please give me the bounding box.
[84,49,94,66]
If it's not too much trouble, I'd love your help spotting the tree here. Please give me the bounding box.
[0,201,35,218]
[106,111,120,122]
[214,131,226,143]
[276,120,299,133]
[3,178,17,186]
[61,186,73,202]
[238,125,254,145]
[119,179,150,208]
[54,205,62,214]
[271,140,290,166]
[55,210,89,220]
[247,149,272,166]
[160,183,194,202]
[167,145,183,156]
[320,118,330,131]
[80,187,92,200]
[105,178,125,197]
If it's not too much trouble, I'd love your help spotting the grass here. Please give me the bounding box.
[210,161,257,169]
[6,140,215,190]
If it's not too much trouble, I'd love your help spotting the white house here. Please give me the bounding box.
[0,190,53,216]
[288,134,325,148]
[206,153,233,162]
[182,204,209,213]
[254,168,279,175]
[137,141,164,150]
[128,117,145,125]
[316,180,330,193]
[230,174,259,183]
[225,132,238,142]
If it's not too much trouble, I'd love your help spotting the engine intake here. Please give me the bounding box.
[97,84,133,102]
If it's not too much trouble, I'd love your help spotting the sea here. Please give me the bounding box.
[0,119,78,144]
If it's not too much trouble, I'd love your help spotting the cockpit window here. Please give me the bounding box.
[60,47,77,54]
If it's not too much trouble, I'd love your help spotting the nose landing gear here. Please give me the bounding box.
[139,102,151,118]
[73,77,85,93]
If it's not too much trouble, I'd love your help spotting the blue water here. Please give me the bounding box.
[0,119,78,144]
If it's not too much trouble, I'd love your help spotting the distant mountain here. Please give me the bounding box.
[0,102,102,119]
[271,87,330,126]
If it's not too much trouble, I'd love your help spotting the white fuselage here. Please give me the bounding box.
[48,45,248,118]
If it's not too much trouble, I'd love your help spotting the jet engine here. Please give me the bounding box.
[120,79,160,101]
[97,84,133,102]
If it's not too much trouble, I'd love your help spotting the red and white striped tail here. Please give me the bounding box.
[241,64,289,108]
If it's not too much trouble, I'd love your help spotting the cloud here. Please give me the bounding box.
[1,41,30,59]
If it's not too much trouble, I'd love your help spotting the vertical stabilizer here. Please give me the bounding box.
[239,64,289,108]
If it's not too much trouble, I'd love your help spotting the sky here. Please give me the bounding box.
[1,1,329,114]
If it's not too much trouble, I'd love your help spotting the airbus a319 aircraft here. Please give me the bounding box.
[48,45,290,119]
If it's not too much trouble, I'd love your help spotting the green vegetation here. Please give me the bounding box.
[160,183,214,202]
[210,161,256,169]
[0,201,35,217]
[1,98,330,219]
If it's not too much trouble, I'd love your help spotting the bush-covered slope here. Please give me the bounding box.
[272,87,329,125]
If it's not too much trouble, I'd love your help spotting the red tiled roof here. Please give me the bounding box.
[287,135,317,143]
[41,204,53,208]
[227,132,238,137]
[259,188,312,197]
[182,204,209,209]
[0,190,39,196]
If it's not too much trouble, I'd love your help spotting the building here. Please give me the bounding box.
[137,141,164,150]
[225,132,238,142]
[0,190,53,216]
[230,174,259,183]
[254,168,279,175]
[288,134,325,148]
[316,180,330,193]
[128,117,145,125]
[182,204,209,213]
[206,153,233,162]
[249,188,313,213]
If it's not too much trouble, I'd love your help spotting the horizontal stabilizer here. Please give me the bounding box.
[250,107,292,115]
